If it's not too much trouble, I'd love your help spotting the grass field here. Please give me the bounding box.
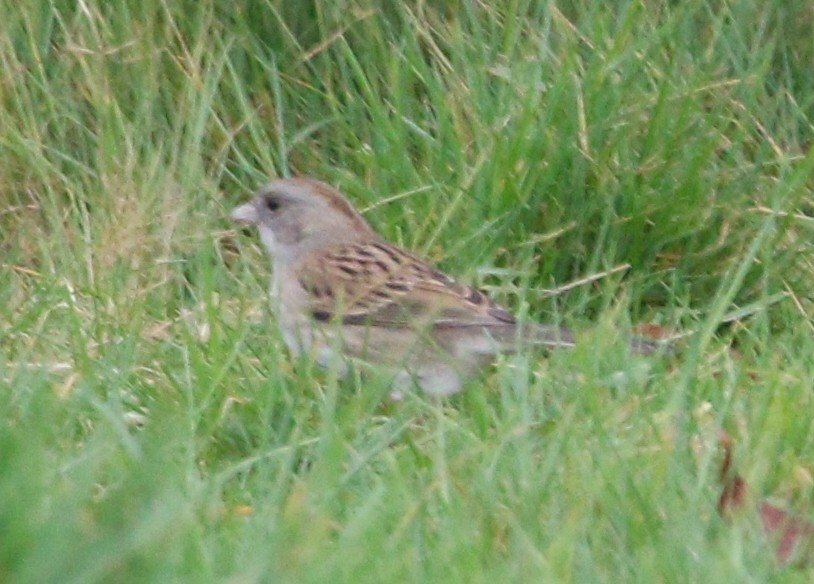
[2,1,814,582]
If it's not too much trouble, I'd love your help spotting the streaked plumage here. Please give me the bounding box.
[232,177,620,395]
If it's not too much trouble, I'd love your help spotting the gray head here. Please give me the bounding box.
[231,177,376,262]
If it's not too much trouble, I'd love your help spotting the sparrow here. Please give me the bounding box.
[231,177,657,395]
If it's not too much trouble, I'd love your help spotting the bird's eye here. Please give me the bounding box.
[265,196,281,212]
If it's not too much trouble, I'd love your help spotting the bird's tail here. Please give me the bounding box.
[525,323,670,355]
[526,324,577,348]
[471,322,670,355]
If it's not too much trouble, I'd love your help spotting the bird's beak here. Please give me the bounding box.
[230,201,259,224]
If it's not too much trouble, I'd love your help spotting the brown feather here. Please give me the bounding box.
[294,241,516,329]
[287,177,375,236]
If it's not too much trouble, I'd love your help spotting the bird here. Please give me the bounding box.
[230,177,659,396]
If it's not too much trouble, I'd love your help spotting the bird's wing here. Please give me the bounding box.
[294,240,516,329]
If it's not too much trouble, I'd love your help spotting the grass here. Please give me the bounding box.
[2,0,814,581]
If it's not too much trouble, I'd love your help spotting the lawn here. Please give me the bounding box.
[2,1,814,582]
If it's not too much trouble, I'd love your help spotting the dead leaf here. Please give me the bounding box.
[717,430,814,565]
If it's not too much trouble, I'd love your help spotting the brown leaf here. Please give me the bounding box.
[632,323,674,340]
[717,430,814,565]
[759,501,814,564]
